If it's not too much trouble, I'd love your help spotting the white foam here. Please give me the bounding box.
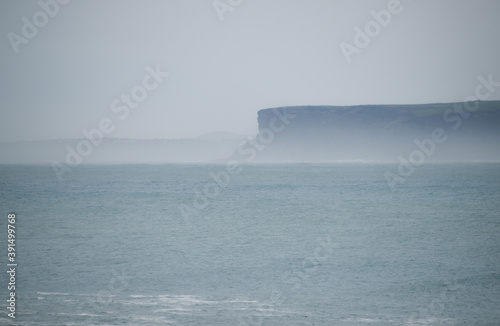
[130,316,175,324]
[344,317,397,323]
[405,317,455,325]
[56,312,101,317]
[36,292,70,296]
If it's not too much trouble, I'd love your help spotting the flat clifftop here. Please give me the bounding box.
[257,101,500,132]
[245,101,500,162]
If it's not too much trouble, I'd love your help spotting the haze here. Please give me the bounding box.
[1,0,500,143]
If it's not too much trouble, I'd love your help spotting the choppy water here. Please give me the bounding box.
[0,163,499,325]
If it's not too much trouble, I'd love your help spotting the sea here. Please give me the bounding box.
[0,163,499,326]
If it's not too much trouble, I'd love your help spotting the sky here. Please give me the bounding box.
[0,0,499,141]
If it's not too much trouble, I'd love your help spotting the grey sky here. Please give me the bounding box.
[1,0,499,141]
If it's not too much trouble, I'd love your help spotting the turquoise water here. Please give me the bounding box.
[0,163,499,325]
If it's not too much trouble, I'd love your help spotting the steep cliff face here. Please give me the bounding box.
[237,101,500,162]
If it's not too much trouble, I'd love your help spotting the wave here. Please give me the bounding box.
[37,292,70,296]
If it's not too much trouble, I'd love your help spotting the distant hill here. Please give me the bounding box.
[231,101,500,162]
[0,136,246,164]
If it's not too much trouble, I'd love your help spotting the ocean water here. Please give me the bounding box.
[0,163,499,326]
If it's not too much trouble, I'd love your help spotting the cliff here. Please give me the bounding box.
[234,101,500,162]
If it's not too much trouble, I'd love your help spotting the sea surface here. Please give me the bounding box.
[0,163,499,325]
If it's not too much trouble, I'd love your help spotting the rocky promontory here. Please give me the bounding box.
[233,101,500,162]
